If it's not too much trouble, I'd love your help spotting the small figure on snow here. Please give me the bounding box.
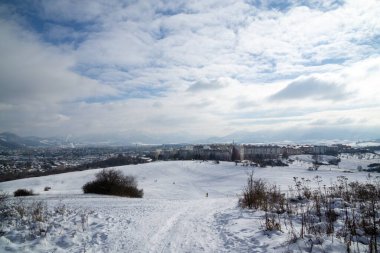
[205,192,208,197]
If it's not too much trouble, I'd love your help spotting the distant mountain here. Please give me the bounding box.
[201,127,380,144]
[75,131,197,146]
[0,131,194,149]
[0,132,71,149]
[1,127,379,149]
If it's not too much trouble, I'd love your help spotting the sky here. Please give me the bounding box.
[0,0,380,143]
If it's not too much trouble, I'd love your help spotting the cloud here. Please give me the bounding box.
[269,77,350,101]
[245,0,345,12]
[35,0,108,23]
[187,99,213,108]
[237,0,380,79]
[0,0,380,141]
[0,20,117,104]
[187,77,235,92]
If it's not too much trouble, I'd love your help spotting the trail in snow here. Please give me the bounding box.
[147,198,233,253]
[30,195,237,253]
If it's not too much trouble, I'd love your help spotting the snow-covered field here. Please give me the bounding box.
[0,155,379,252]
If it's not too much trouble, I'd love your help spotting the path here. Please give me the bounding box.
[56,196,236,252]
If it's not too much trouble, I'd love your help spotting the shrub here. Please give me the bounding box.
[0,191,9,218]
[328,158,341,166]
[30,201,47,222]
[0,191,7,203]
[13,188,34,197]
[240,175,380,252]
[239,171,285,212]
[239,171,266,209]
[82,169,143,198]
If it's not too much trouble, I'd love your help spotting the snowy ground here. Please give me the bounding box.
[0,156,379,252]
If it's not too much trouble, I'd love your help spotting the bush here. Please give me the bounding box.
[240,175,380,252]
[328,158,341,165]
[239,171,285,213]
[0,191,9,218]
[82,169,143,198]
[240,172,267,209]
[0,191,7,203]
[13,188,34,197]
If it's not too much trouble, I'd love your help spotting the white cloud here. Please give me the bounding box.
[0,0,379,141]
[0,20,117,104]
[237,0,380,77]
[187,77,236,92]
[269,76,350,101]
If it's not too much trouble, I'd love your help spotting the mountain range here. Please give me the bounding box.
[0,132,70,149]
[1,129,379,149]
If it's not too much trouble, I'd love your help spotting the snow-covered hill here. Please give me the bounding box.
[0,159,377,252]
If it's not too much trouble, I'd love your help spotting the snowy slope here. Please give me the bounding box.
[0,160,377,252]
[0,159,372,197]
[0,161,251,198]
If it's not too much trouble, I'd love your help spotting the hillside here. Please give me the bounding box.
[0,158,378,252]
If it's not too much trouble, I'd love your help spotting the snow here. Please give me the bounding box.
[338,153,380,170]
[354,141,380,147]
[0,158,378,252]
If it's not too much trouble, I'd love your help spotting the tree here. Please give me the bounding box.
[312,153,320,170]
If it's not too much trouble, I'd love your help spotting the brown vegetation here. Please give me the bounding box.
[240,173,380,252]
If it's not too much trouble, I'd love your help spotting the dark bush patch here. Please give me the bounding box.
[13,189,34,197]
[325,209,339,223]
[365,163,380,172]
[82,169,143,198]
[328,158,341,165]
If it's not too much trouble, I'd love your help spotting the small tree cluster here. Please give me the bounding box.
[13,188,35,197]
[82,169,143,198]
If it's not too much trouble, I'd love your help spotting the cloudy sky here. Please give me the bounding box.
[0,0,379,143]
